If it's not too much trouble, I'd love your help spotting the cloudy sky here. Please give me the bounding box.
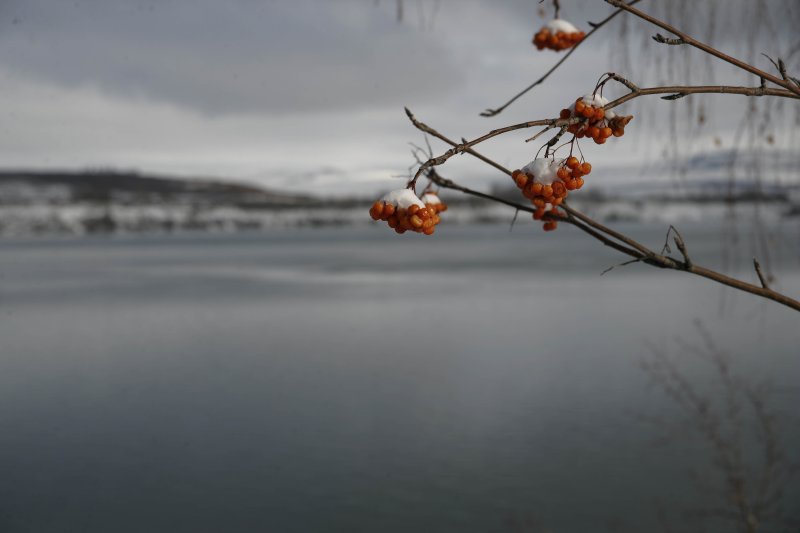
[0,0,796,196]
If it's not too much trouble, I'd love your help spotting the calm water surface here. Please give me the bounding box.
[0,222,798,532]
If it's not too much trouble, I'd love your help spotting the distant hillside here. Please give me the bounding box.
[0,169,317,207]
[0,167,797,237]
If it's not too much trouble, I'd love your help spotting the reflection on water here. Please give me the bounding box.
[0,223,798,532]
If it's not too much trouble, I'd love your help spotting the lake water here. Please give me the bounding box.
[0,222,798,532]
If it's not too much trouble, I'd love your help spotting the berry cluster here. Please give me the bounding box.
[560,94,633,144]
[420,192,448,214]
[512,156,592,231]
[369,189,441,235]
[533,19,585,51]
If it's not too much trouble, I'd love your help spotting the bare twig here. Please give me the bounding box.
[753,258,770,289]
[652,33,685,46]
[664,225,692,269]
[480,0,642,117]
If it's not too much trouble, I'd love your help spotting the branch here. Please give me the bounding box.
[605,0,800,96]
[480,0,642,117]
[602,80,800,112]
[406,111,566,185]
[414,79,798,185]
[405,108,800,312]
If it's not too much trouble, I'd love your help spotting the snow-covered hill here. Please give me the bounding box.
[0,169,797,236]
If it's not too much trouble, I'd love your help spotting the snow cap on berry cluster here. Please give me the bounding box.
[546,19,579,33]
[521,158,564,186]
[420,192,442,205]
[567,93,616,118]
[381,188,426,209]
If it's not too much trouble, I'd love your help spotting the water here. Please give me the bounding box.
[0,222,798,532]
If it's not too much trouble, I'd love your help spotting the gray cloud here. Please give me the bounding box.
[0,0,465,115]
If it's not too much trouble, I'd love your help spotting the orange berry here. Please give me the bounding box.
[576,177,584,188]
[408,204,419,215]
[587,126,600,139]
[532,197,545,208]
[531,182,543,195]
[395,227,406,234]
[571,168,584,179]
[559,109,571,119]
[581,106,594,118]
[423,226,435,235]
[522,183,535,199]
[552,197,563,206]
[594,108,605,120]
[387,215,399,228]
[533,207,546,220]
[566,156,579,169]
[575,100,585,113]
[543,221,557,231]
[580,162,592,174]
[383,204,395,217]
[601,127,613,138]
[612,128,624,137]
[369,203,382,220]
[410,215,423,228]
[557,167,569,180]
[542,184,553,197]
[515,173,528,189]
[551,181,566,197]
[396,207,406,218]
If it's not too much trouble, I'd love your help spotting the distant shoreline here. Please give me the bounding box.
[0,169,798,237]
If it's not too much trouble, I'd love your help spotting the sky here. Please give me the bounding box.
[0,0,796,197]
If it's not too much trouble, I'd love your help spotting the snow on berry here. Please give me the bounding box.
[380,188,425,209]
[546,19,579,33]
[420,192,448,214]
[533,19,585,51]
[512,156,593,231]
[560,94,633,144]
[369,189,442,235]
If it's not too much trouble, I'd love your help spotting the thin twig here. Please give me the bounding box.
[600,258,641,275]
[665,225,692,268]
[652,33,685,46]
[753,258,770,289]
[480,0,642,117]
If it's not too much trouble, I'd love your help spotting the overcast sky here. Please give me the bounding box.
[0,0,796,196]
